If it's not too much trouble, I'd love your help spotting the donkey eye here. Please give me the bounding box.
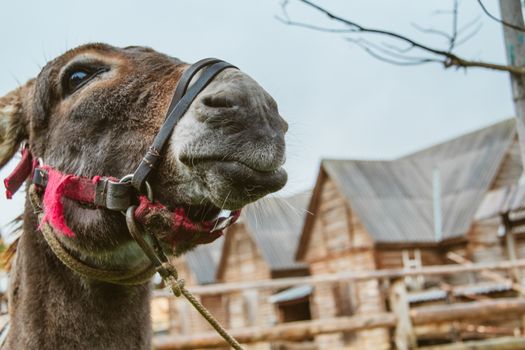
[67,71,90,90]
[63,67,107,95]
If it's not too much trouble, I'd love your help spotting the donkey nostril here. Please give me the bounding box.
[201,95,237,109]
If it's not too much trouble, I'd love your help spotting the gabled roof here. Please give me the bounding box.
[242,192,310,270]
[298,119,517,258]
[185,238,224,285]
[475,183,525,220]
[217,192,311,279]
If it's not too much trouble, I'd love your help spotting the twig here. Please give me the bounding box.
[448,0,459,52]
[477,0,525,33]
[347,37,439,66]
[411,22,453,41]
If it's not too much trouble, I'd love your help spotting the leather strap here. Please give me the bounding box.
[165,58,221,117]
[32,168,133,211]
[131,60,237,191]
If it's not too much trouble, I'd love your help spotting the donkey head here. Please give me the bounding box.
[0,43,287,266]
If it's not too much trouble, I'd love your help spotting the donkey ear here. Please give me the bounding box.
[0,84,30,168]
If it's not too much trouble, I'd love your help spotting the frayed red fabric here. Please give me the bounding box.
[4,147,33,199]
[134,196,241,247]
[37,167,111,237]
[40,168,76,237]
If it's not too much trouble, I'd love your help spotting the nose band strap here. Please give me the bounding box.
[165,58,222,117]
[131,59,237,192]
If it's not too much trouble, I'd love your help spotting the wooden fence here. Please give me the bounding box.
[152,259,525,350]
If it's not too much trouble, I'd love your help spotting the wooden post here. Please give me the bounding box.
[168,298,176,335]
[443,284,461,343]
[389,280,417,350]
[502,214,522,285]
[402,249,424,290]
[499,0,525,164]
[243,290,259,327]
[176,299,190,335]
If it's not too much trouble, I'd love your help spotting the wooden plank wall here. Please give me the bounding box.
[467,218,506,265]
[161,259,232,336]
[220,225,276,350]
[304,177,390,349]
[490,137,522,190]
[377,248,444,270]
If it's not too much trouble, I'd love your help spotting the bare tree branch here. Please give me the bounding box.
[275,1,355,34]
[411,11,482,51]
[477,0,525,33]
[411,22,453,42]
[347,38,440,66]
[280,0,525,75]
[274,16,354,33]
[458,16,482,36]
[455,22,483,47]
[448,0,459,52]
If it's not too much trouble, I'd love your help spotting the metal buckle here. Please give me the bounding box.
[118,174,154,215]
[119,174,154,202]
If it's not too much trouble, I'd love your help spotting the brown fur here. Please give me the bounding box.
[0,43,287,349]
[1,237,18,271]
[0,85,29,167]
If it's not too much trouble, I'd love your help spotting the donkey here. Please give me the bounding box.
[0,43,287,349]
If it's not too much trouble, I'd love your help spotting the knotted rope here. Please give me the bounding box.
[125,206,244,349]
[29,185,156,285]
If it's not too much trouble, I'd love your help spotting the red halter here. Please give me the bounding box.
[4,146,240,245]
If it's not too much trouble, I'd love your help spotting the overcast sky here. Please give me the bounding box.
[0,0,514,230]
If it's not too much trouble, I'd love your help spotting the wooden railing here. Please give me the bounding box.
[152,259,525,350]
[153,298,525,349]
[153,259,525,297]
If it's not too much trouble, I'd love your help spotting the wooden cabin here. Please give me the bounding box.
[476,179,525,283]
[216,193,311,349]
[295,119,523,349]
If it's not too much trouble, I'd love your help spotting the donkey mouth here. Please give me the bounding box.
[180,157,287,209]
[211,160,287,189]
[184,203,223,221]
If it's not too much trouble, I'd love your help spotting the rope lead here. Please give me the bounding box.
[125,206,244,350]
[28,184,243,349]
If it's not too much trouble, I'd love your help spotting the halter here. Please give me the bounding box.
[4,58,241,266]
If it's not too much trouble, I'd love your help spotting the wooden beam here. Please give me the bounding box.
[502,213,523,284]
[153,259,525,297]
[153,298,525,349]
[411,298,525,324]
[390,281,417,350]
[153,313,397,350]
[419,337,525,350]
[446,252,525,294]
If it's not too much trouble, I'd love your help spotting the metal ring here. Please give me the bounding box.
[119,174,154,202]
